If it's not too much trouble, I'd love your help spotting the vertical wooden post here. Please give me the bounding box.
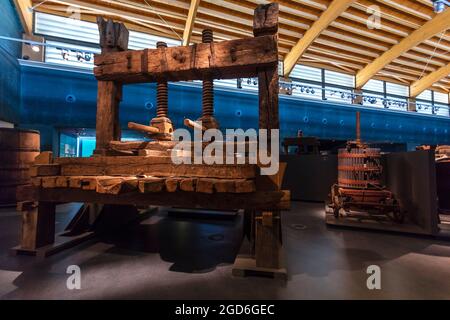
[253,3,284,272]
[254,3,280,133]
[95,17,129,154]
[95,81,121,154]
[20,202,56,250]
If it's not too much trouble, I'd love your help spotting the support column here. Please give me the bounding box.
[20,201,56,250]
[95,80,121,154]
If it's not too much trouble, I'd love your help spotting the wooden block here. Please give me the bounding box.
[165,178,180,193]
[180,178,197,192]
[30,164,61,177]
[138,149,169,157]
[262,211,273,227]
[96,176,138,194]
[20,202,56,250]
[253,3,279,36]
[17,201,37,212]
[235,180,256,193]
[138,177,165,193]
[96,177,123,194]
[232,256,286,281]
[196,179,215,194]
[55,176,69,188]
[41,176,57,188]
[214,179,236,193]
[31,177,42,187]
[81,177,98,190]
[255,211,282,269]
[68,176,84,188]
[34,152,53,165]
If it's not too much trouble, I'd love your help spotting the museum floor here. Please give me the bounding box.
[0,201,449,300]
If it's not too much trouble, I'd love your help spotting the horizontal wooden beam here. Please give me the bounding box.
[410,63,450,98]
[283,0,356,77]
[356,9,450,89]
[94,35,278,83]
[54,156,257,178]
[17,186,290,211]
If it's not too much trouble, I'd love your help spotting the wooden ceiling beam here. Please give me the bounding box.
[410,63,450,97]
[283,0,356,77]
[355,9,450,89]
[13,0,33,34]
[182,0,200,46]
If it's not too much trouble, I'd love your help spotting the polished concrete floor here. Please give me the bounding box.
[0,201,449,300]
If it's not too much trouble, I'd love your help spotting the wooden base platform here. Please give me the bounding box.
[325,204,437,237]
[11,231,95,258]
[232,255,287,280]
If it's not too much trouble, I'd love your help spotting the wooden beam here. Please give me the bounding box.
[17,186,290,211]
[283,0,355,77]
[182,0,201,46]
[356,9,450,89]
[13,0,33,34]
[410,63,450,98]
[94,34,278,83]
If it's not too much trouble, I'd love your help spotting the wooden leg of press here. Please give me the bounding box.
[21,202,56,250]
[255,211,282,269]
[233,210,286,279]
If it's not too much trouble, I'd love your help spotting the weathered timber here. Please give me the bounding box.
[17,186,290,211]
[96,176,138,194]
[55,176,69,188]
[29,164,61,177]
[180,178,197,192]
[253,3,279,37]
[214,179,236,193]
[138,149,170,157]
[20,202,56,250]
[55,156,256,179]
[128,122,160,135]
[67,176,98,190]
[255,211,283,269]
[95,81,122,154]
[165,177,181,192]
[235,180,257,193]
[31,177,42,187]
[196,178,215,194]
[253,3,279,133]
[109,140,179,152]
[97,17,129,53]
[138,177,165,193]
[17,201,36,212]
[94,35,278,83]
[41,176,57,188]
[34,151,53,165]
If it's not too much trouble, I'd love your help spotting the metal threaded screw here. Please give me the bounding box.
[202,30,214,117]
[156,41,168,118]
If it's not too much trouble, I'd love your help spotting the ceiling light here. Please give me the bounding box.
[432,0,450,13]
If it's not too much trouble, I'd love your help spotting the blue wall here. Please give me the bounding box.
[19,64,450,151]
[0,0,22,124]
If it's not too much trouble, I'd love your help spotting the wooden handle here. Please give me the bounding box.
[128,122,160,134]
[184,118,206,131]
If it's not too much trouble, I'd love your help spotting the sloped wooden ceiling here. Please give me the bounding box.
[29,0,450,94]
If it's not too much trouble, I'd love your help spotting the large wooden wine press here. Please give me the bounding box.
[14,4,289,277]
